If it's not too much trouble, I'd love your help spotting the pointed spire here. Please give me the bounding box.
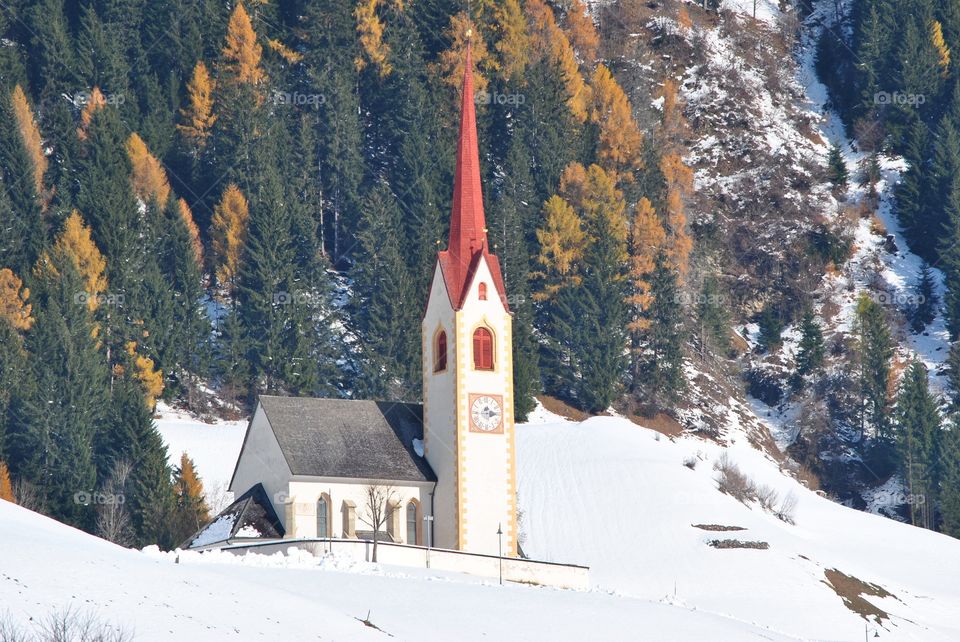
[447,38,487,288]
[435,36,510,313]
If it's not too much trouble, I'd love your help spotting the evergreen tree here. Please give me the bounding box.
[911,262,939,332]
[895,361,941,528]
[855,293,894,442]
[349,184,420,399]
[795,308,826,382]
[940,420,960,536]
[642,255,686,402]
[696,275,730,357]
[828,144,849,189]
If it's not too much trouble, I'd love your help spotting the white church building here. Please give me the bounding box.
[191,43,519,560]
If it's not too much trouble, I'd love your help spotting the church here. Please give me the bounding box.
[194,43,518,559]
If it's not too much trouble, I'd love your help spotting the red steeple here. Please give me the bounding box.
[438,39,510,312]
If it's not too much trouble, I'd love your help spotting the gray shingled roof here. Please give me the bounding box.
[259,396,436,483]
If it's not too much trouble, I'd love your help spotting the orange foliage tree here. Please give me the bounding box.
[0,268,33,331]
[177,61,217,151]
[590,65,643,180]
[11,85,47,199]
[126,133,171,206]
[221,3,266,87]
[211,184,250,294]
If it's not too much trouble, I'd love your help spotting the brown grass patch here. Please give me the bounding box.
[536,395,591,422]
[692,524,747,531]
[707,539,769,549]
[822,569,894,623]
[627,410,685,438]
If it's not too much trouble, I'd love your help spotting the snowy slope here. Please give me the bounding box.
[0,499,789,641]
[518,411,960,641]
[155,406,960,640]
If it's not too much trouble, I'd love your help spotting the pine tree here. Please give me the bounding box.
[795,308,826,379]
[642,254,686,402]
[855,293,894,442]
[349,184,420,399]
[697,275,730,356]
[911,262,939,332]
[895,360,941,528]
[940,420,960,536]
[828,144,849,189]
[10,257,108,530]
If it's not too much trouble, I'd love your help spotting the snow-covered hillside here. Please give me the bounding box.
[3,404,959,639]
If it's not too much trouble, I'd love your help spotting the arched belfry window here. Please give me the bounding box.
[473,327,494,370]
[317,495,330,537]
[434,330,448,372]
[478,282,488,300]
[406,500,419,545]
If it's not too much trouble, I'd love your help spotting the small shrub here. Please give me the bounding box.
[683,455,698,470]
[776,492,799,525]
[714,452,757,503]
[756,484,780,512]
[0,607,131,642]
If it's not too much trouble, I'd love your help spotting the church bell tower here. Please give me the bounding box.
[421,41,517,557]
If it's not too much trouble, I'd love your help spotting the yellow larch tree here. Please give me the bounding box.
[562,0,599,63]
[52,211,108,311]
[175,453,210,527]
[0,461,13,502]
[660,152,694,281]
[221,3,266,87]
[437,13,493,96]
[627,197,666,333]
[125,341,164,409]
[355,0,392,76]
[11,85,48,199]
[77,87,106,141]
[932,20,951,78]
[268,38,304,65]
[211,184,250,294]
[177,61,218,150]
[590,64,643,179]
[178,198,204,266]
[0,268,33,331]
[526,0,591,122]
[126,133,171,206]
[559,162,627,255]
[533,195,587,301]
[492,0,530,81]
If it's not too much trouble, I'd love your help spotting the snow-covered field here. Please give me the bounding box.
[3,405,959,640]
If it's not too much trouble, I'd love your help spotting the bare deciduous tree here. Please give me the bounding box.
[359,484,397,563]
[96,460,134,546]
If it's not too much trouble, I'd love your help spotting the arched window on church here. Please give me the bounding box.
[478,282,488,300]
[473,327,494,370]
[317,495,330,537]
[406,500,419,545]
[434,330,447,372]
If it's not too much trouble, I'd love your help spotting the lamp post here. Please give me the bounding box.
[496,523,503,585]
[424,514,434,568]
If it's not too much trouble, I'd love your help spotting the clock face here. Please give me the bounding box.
[470,394,504,433]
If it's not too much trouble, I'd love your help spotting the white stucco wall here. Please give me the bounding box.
[229,405,292,529]
[422,261,458,550]
[422,256,518,556]
[283,478,435,545]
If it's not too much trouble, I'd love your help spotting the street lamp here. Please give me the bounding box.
[423,514,434,568]
[496,523,503,585]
